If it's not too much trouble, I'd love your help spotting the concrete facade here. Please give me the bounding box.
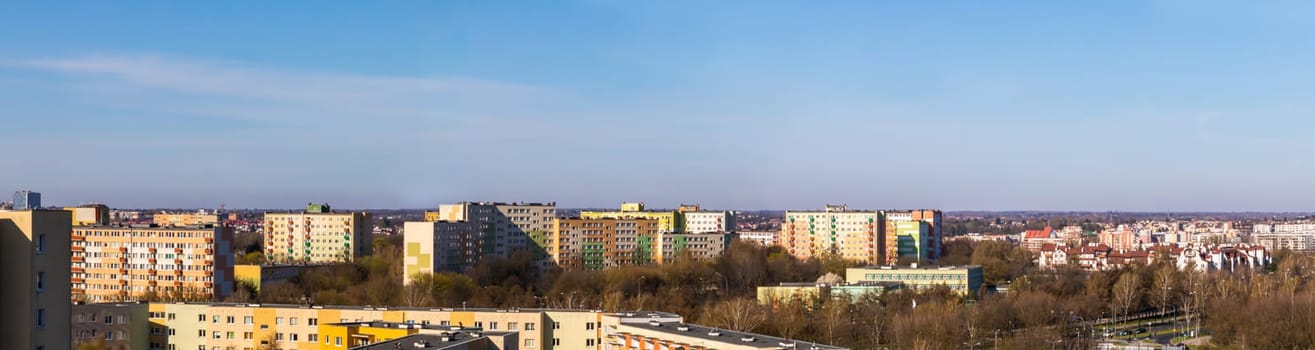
[72,225,234,302]
[72,302,149,350]
[780,205,886,264]
[264,206,372,264]
[0,209,73,350]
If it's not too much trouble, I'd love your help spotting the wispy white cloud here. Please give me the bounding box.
[3,54,558,125]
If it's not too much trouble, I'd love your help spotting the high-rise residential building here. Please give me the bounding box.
[13,189,42,210]
[657,232,732,263]
[887,220,930,264]
[65,204,111,226]
[153,211,220,227]
[554,217,661,270]
[886,210,943,260]
[263,203,372,264]
[679,204,736,234]
[405,202,557,280]
[71,224,235,302]
[780,205,886,264]
[0,209,73,350]
[581,202,683,233]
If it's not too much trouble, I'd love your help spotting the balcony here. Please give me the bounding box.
[71,235,85,241]
[71,267,84,274]
[118,280,128,285]
[149,269,157,275]
[204,238,213,244]
[118,247,128,253]
[204,271,213,276]
[174,270,183,276]
[71,246,84,252]
[204,249,213,255]
[71,277,85,284]
[149,247,157,254]
[148,280,157,286]
[118,269,128,275]
[71,256,85,263]
[175,248,183,254]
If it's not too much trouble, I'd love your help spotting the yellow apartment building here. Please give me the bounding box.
[72,224,235,302]
[153,212,221,227]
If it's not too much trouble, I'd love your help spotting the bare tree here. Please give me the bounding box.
[1151,264,1178,313]
[701,298,767,332]
[1111,272,1142,324]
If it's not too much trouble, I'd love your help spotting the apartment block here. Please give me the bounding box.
[403,220,480,283]
[146,303,582,350]
[153,212,220,227]
[72,224,235,302]
[886,210,943,261]
[554,218,661,270]
[0,209,73,350]
[263,203,372,264]
[408,202,557,271]
[886,220,930,264]
[72,302,149,350]
[780,205,886,264]
[735,231,778,247]
[677,204,735,234]
[657,232,732,263]
[581,202,683,233]
[65,204,110,226]
[846,265,983,299]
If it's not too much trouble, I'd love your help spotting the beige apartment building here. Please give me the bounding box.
[153,212,220,227]
[405,202,556,277]
[72,224,235,302]
[781,205,886,264]
[264,204,372,263]
[1,210,73,350]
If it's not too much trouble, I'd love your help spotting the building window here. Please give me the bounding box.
[36,309,45,327]
[525,322,535,330]
[308,318,318,326]
[508,322,517,330]
[524,339,536,348]
[37,234,46,253]
[37,272,45,291]
[244,316,253,325]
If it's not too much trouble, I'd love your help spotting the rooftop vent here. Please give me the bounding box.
[741,336,756,342]
[708,331,722,337]
[780,342,797,348]
[414,340,430,348]
[676,325,691,332]
[648,320,661,326]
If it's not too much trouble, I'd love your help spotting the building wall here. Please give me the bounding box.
[263,211,372,263]
[72,225,234,302]
[888,220,929,264]
[580,210,682,234]
[780,208,885,264]
[65,205,110,226]
[657,232,730,264]
[72,303,149,350]
[555,218,660,270]
[0,210,73,350]
[432,202,558,268]
[735,231,778,247]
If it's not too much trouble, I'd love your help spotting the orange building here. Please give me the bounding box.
[71,224,234,302]
[554,218,661,270]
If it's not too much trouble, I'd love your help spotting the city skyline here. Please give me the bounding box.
[5,2,1315,211]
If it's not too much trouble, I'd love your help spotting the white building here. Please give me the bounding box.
[682,211,735,233]
[736,231,778,247]
[263,204,372,263]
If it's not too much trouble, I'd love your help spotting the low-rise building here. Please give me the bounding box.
[234,264,318,292]
[153,212,220,227]
[845,265,983,299]
[65,204,110,226]
[735,231,777,247]
[756,282,900,306]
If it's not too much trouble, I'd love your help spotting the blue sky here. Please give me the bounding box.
[2,1,1314,211]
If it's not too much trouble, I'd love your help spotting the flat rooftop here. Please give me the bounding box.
[621,320,847,350]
